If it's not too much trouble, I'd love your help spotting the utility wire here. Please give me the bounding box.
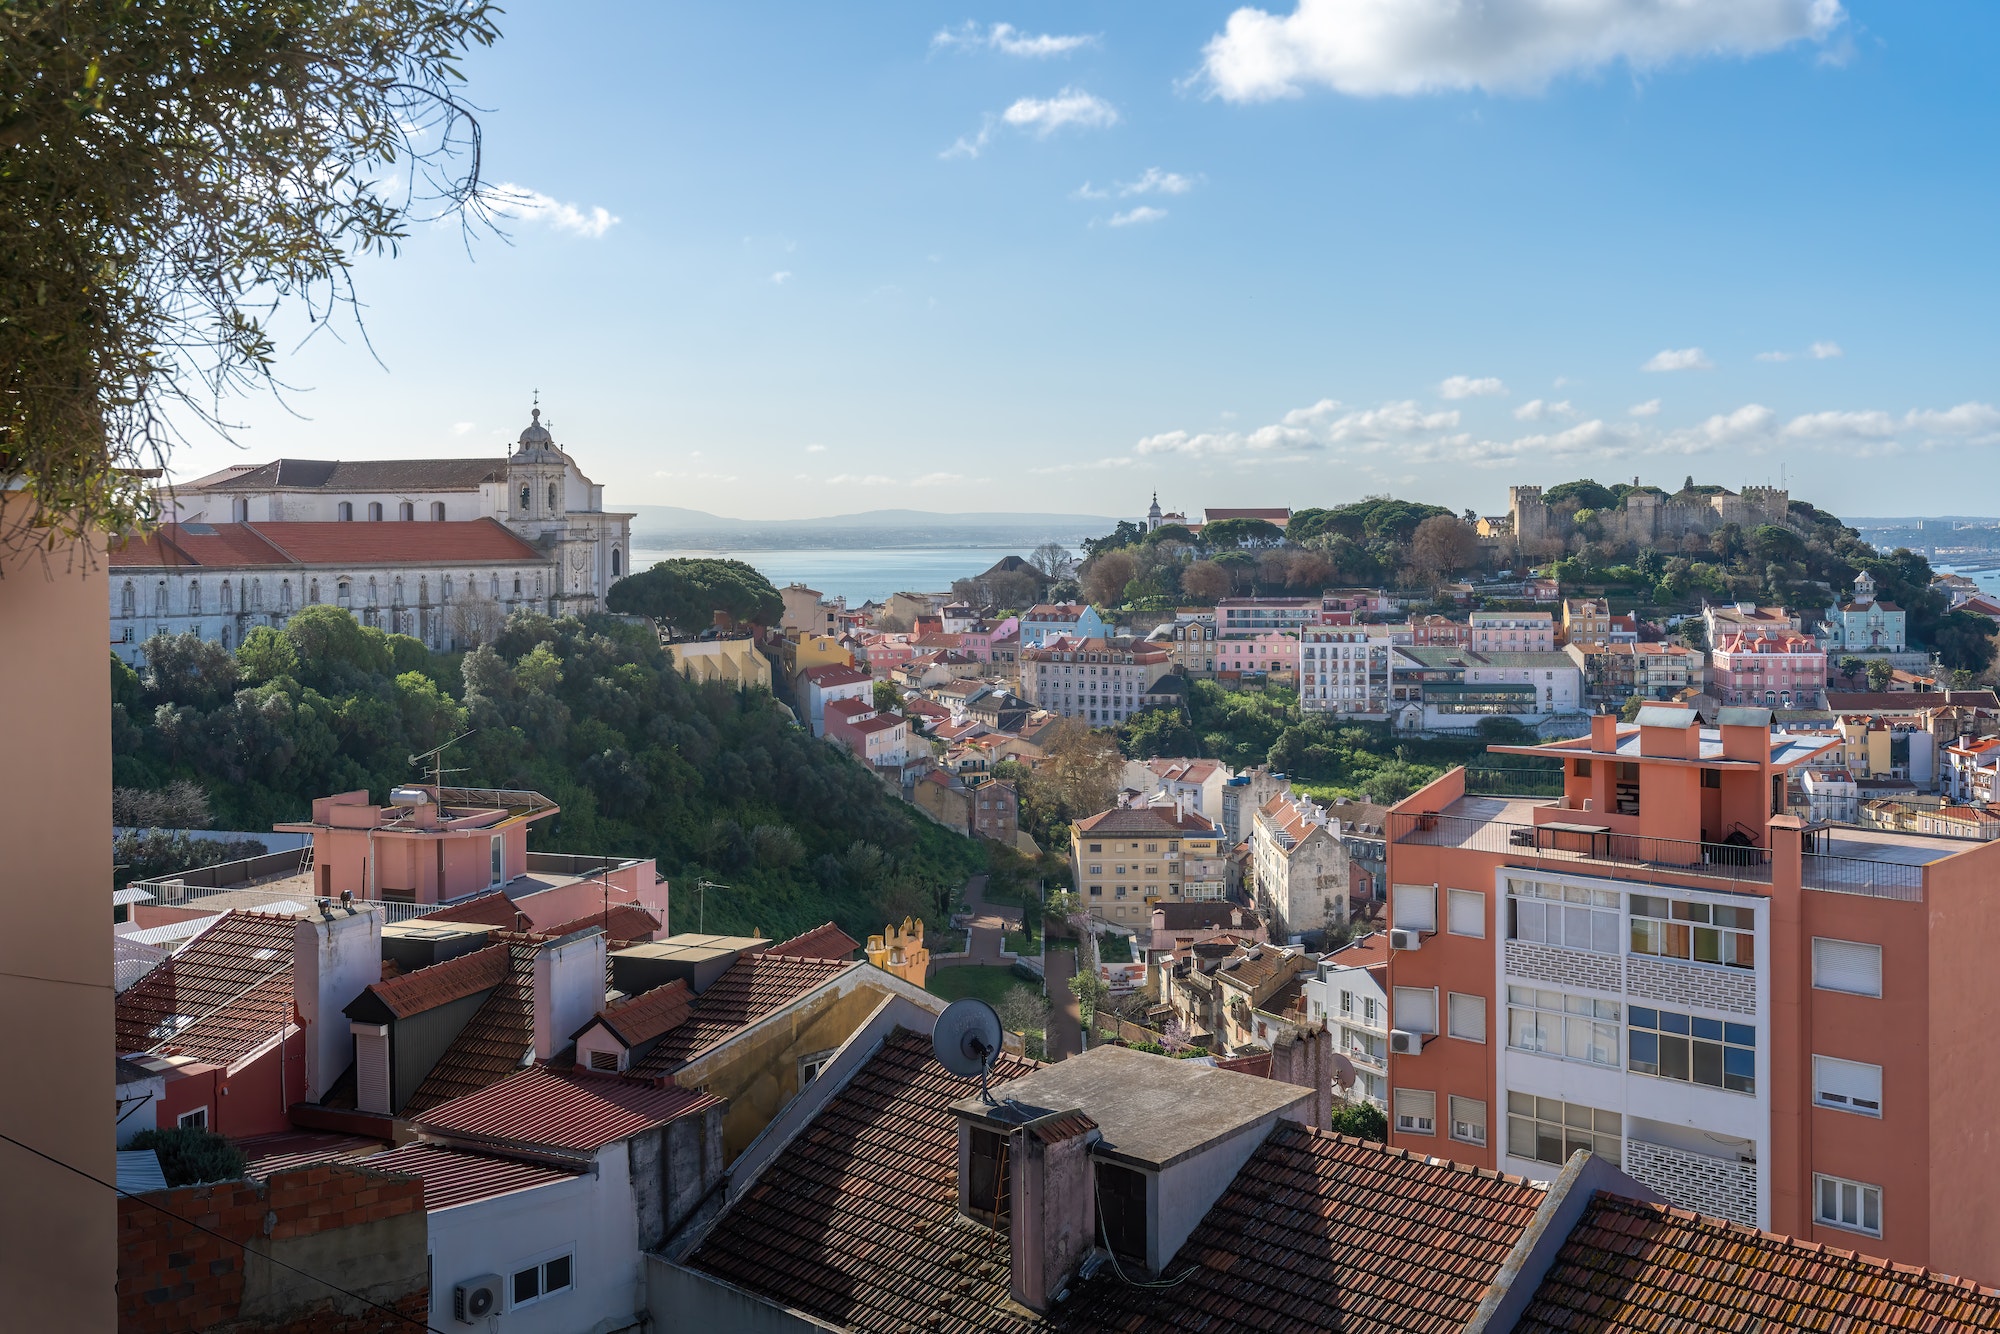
[0,1128,445,1334]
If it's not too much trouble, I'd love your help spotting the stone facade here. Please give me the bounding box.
[1509,484,1794,552]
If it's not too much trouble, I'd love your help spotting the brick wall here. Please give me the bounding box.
[118,1162,427,1334]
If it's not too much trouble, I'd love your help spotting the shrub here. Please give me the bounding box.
[128,1126,246,1186]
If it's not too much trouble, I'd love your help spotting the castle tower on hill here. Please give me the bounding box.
[1507,481,1793,551]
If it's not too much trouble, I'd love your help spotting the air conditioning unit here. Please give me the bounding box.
[454,1275,502,1324]
[1389,1029,1423,1056]
[1389,928,1422,952]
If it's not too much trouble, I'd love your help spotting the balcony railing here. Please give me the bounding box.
[1393,812,1773,885]
[1802,853,1925,902]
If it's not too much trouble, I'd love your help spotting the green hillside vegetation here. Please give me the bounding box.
[111,605,983,942]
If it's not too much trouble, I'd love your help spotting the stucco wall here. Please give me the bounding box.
[0,499,116,1328]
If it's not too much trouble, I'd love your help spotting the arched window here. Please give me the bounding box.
[187,581,201,615]
[337,580,351,608]
[520,484,532,512]
[512,572,522,596]
[393,577,405,606]
[367,577,378,605]
[308,578,321,604]
[154,580,168,615]
[442,575,453,603]
[337,501,353,521]
[368,502,383,521]
[611,548,622,577]
[220,625,231,650]
[399,501,414,521]
[231,497,248,522]
[219,579,231,612]
[548,482,559,511]
[430,501,446,521]
[280,580,293,611]
[489,572,500,599]
[419,576,429,605]
[120,581,136,617]
[534,572,543,595]
[251,579,264,611]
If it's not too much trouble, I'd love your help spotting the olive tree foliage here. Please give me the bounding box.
[0,0,502,545]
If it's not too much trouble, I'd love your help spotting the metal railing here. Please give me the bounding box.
[1393,812,1774,885]
[1802,853,1925,901]
[135,875,441,924]
[524,851,640,877]
[1463,764,1566,798]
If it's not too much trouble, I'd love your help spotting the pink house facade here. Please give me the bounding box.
[1216,630,1299,682]
[1709,632,1828,709]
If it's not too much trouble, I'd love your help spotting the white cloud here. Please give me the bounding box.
[1629,399,1662,417]
[1440,375,1507,399]
[652,470,741,483]
[1810,340,1844,359]
[1513,398,1575,422]
[910,472,967,487]
[826,473,897,486]
[805,443,827,454]
[1135,398,1465,459]
[452,421,474,435]
[485,182,620,238]
[1755,350,1791,362]
[1200,0,1845,101]
[1028,457,1136,475]
[1077,168,1201,201]
[1644,347,1713,372]
[770,270,793,284]
[1002,87,1120,134]
[1108,206,1168,227]
[932,21,1097,57]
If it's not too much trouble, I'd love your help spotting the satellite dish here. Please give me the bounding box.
[1332,1053,1357,1092]
[933,997,1003,1104]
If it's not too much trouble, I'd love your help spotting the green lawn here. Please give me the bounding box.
[928,965,1031,1005]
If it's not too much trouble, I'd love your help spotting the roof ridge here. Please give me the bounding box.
[238,520,301,565]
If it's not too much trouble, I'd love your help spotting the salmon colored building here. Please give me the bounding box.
[1382,702,2000,1282]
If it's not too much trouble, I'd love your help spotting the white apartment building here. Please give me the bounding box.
[1304,933,1390,1108]
[1250,788,1352,941]
[1299,627,1394,718]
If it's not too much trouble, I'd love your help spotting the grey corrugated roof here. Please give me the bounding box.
[201,458,510,492]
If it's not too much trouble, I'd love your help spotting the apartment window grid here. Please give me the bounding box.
[1629,894,1756,971]
[1506,986,1620,1068]
[1628,1006,1756,1095]
[1449,1096,1488,1147]
[1508,878,1620,954]
[1812,1055,1883,1116]
[1507,1093,1620,1169]
[1394,1088,1436,1136]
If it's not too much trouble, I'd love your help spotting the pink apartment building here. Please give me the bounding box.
[1469,611,1556,653]
[1709,632,1827,709]
[1216,630,1299,681]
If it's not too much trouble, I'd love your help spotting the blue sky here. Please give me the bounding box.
[177,1,2000,521]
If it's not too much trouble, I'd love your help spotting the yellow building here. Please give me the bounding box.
[779,630,853,686]
[1561,598,1613,648]
[668,635,773,690]
[866,917,930,986]
[1069,803,1229,927]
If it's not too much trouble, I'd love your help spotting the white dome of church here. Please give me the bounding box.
[514,405,560,460]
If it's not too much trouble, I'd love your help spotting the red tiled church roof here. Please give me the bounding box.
[108,518,545,568]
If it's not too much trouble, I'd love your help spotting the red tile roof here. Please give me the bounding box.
[194,457,507,493]
[1072,805,1220,836]
[1210,1051,1272,1077]
[1516,1192,2000,1332]
[627,953,856,1077]
[535,903,661,944]
[116,911,297,1056]
[768,922,861,962]
[235,1131,387,1178]
[360,1142,582,1211]
[687,1028,1040,1332]
[110,518,546,568]
[423,891,523,929]
[400,940,538,1115]
[164,972,295,1068]
[359,943,510,1020]
[803,665,873,689]
[583,980,694,1048]
[415,1065,718,1153]
[847,713,905,736]
[824,698,874,721]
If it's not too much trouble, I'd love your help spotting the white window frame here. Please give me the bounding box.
[1814,1173,1882,1237]
[799,1048,838,1087]
[176,1107,208,1130]
[1446,888,1485,938]
[1449,1095,1488,1147]
[1811,938,1883,998]
[1394,1088,1436,1136]
[1447,992,1488,1044]
[1812,1055,1883,1117]
[1392,882,1437,934]
[508,1246,577,1311]
[1392,986,1438,1036]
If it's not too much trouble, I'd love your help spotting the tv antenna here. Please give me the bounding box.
[408,729,478,791]
[694,879,729,934]
[933,997,1003,1105]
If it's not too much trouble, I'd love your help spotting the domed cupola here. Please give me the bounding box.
[513,405,560,463]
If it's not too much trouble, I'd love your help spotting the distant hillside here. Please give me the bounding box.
[621,505,1119,549]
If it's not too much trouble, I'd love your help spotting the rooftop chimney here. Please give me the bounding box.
[1589,711,1619,754]
[1009,1110,1099,1314]
[293,903,382,1101]
[534,930,608,1062]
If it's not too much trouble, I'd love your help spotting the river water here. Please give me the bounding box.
[625,545,1046,606]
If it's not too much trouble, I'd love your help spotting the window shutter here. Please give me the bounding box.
[1393,883,1437,934]
[1448,992,1487,1043]
[1813,1056,1883,1114]
[1447,889,1485,937]
[355,1028,391,1115]
[1394,1088,1436,1133]
[1393,986,1438,1035]
[1812,938,1883,997]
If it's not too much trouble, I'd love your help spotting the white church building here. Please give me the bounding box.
[110,405,633,662]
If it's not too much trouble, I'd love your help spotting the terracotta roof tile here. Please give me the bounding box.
[358,1142,582,1210]
[194,457,509,493]
[423,890,523,929]
[415,1065,718,1153]
[768,922,861,962]
[355,943,509,1020]
[163,972,295,1069]
[115,911,297,1056]
[535,903,661,944]
[584,980,693,1047]
[399,941,538,1115]
[627,954,856,1077]
[1210,1051,1273,1077]
[1516,1192,2000,1332]
[1072,806,1220,836]
[235,1131,386,1178]
[111,517,546,568]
